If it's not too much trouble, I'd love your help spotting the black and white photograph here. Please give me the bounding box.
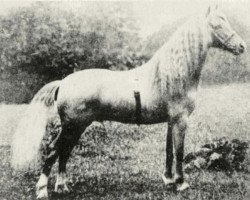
[0,0,249,199]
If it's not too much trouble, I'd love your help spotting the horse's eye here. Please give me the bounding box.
[209,22,222,30]
[214,24,222,29]
[219,16,225,21]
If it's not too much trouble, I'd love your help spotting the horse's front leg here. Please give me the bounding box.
[162,123,175,185]
[172,113,190,191]
[36,141,59,198]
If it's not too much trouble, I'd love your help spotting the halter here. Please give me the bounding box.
[223,32,235,45]
[214,31,235,46]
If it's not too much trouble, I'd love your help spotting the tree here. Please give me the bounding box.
[0,2,144,103]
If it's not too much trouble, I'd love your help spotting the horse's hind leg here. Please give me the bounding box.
[36,147,59,199]
[36,118,62,199]
[54,125,85,194]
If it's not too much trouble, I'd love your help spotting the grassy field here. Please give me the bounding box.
[0,83,250,200]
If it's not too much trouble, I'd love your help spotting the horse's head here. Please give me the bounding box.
[206,6,246,55]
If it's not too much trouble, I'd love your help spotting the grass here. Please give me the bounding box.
[0,83,250,200]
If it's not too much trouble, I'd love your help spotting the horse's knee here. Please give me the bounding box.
[177,117,187,132]
[172,114,188,134]
[185,98,195,116]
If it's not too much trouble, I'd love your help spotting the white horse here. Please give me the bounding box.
[11,6,246,199]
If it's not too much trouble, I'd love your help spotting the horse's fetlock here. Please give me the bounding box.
[36,173,48,189]
[174,175,184,184]
[36,186,48,199]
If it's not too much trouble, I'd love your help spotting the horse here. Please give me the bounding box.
[11,6,246,199]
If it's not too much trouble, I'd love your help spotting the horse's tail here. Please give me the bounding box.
[11,80,61,170]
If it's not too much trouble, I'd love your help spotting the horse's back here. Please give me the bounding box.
[58,69,127,99]
[56,69,137,122]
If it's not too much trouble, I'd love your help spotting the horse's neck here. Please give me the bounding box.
[148,17,212,96]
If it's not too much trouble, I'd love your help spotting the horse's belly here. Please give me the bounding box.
[82,102,168,125]
[97,105,169,124]
[58,97,169,126]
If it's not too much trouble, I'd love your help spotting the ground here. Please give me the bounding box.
[0,83,249,200]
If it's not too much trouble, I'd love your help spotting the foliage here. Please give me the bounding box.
[0,2,145,103]
[184,137,249,173]
[0,2,250,104]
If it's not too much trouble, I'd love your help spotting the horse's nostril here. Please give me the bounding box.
[239,44,245,53]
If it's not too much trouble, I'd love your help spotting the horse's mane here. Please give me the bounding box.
[146,14,209,98]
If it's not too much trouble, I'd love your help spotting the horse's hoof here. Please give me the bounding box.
[176,181,190,191]
[54,183,72,194]
[36,186,48,199]
[162,174,175,185]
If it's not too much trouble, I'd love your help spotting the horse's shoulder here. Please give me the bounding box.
[166,90,196,118]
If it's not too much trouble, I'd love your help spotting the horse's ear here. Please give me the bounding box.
[206,6,211,17]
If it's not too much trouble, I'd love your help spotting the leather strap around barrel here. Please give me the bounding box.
[134,91,142,124]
